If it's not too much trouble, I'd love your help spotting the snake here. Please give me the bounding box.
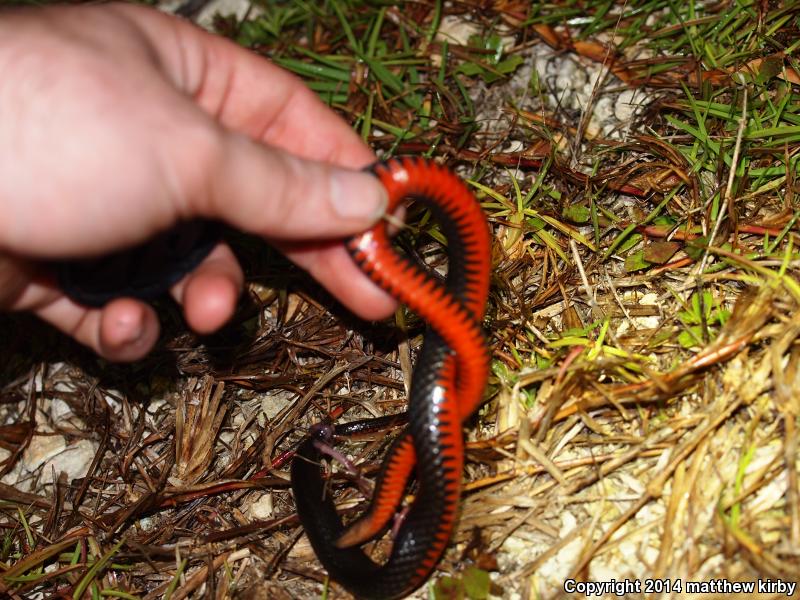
[56,155,492,600]
[291,157,491,599]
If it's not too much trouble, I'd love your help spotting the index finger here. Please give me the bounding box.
[108,4,396,321]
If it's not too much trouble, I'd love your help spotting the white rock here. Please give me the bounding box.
[533,54,552,80]
[261,390,292,420]
[22,430,67,472]
[615,88,648,123]
[501,534,528,554]
[39,439,99,484]
[639,292,660,305]
[49,398,74,421]
[554,58,577,93]
[147,398,169,415]
[593,96,615,126]
[576,66,607,109]
[559,511,577,535]
[616,320,631,336]
[436,15,480,46]
[196,0,253,29]
[1,460,26,490]
[249,493,274,520]
[633,315,661,329]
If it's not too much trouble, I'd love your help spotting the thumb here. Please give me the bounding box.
[184,130,387,240]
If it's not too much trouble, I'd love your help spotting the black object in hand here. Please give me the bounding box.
[56,220,221,307]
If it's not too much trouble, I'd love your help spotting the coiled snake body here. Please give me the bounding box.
[291,157,491,599]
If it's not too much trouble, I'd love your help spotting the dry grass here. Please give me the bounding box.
[2,1,800,599]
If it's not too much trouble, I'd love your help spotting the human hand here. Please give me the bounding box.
[0,3,395,361]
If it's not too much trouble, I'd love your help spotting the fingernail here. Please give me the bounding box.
[116,311,147,347]
[330,170,388,223]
